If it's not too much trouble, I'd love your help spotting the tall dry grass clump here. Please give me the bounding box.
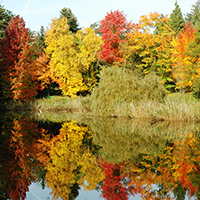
[129,93,200,121]
[90,66,167,116]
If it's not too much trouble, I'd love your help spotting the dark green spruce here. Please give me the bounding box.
[170,1,185,35]
[186,0,200,29]
[59,8,79,33]
[0,4,13,38]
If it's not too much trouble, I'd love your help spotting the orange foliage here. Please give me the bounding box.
[172,22,197,91]
[0,16,38,101]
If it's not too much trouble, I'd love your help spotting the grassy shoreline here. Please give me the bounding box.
[2,68,200,122]
[3,93,200,122]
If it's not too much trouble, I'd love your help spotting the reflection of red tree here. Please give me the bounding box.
[1,119,41,200]
[100,161,129,200]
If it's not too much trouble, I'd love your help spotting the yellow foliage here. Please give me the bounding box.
[45,121,104,200]
[127,12,174,82]
[45,18,102,97]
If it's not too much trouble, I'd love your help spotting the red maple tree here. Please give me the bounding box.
[99,10,133,65]
[0,16,38,101]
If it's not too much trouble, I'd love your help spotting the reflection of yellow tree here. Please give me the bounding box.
[42,121,104,200]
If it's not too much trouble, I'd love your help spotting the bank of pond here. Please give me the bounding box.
[0,111,200,199]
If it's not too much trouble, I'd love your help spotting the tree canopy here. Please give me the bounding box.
[170,1,185,35]
[59,8,79,33]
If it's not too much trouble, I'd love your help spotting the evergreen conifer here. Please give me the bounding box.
[170,1,185,35]
[59,8,79,33]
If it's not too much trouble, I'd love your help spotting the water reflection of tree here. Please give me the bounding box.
[98,132,200,200]
[36,120,104,200]
[0,118,44,200]
[99,161,129,200]
[1,113,200,200]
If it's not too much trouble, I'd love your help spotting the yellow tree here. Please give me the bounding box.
[76,27,103,92]
[45,17,102,97]
[172,22,197,92]
[128,12,175,90]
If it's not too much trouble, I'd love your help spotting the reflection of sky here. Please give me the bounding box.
[26,183,143,200]
[25,182,198,199]
[26,183,54,200]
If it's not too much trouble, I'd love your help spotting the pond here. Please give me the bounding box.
[0,111,200,200]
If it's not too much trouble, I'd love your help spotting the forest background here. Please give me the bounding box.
[1,1,200,121]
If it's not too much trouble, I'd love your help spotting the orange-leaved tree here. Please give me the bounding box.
[172,22,197,92]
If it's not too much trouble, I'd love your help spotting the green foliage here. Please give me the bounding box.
[187,0,200,29]
[34,26,46,52]
[170,1,185,35]
[0,4,13,38]
[193,77,200,98]
[59,8,79,33]
[90,22,101,36]
[91,66,167,115]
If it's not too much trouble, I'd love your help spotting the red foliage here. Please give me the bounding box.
[0,16,38,101]
[100,161,129,200]
[0,119,43,200]
[99,10,133,64]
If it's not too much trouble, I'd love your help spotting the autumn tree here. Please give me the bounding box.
[45,17,102,97]
[99,10,133,65]
[0,16,38,101]
[60,8,79,33]
[172,22,198,92]
[186,27,200,98]
[0,4,13,98]
[0,119,43,200]
[170,1,185,35]
[128,12,175,90]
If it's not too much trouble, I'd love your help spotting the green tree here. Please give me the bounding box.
[187,0,200,29]
[90,21,101,36]
[170,1,185,35]
[0,4,13,38]
[34,26,46,52]
[59,8,79,33]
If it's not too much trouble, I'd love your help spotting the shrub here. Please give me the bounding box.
[91,66,167,115]
[139,72,167,102]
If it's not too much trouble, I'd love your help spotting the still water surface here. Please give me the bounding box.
[1,112,200,199]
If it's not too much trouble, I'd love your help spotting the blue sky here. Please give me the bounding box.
[1,0,198,32]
